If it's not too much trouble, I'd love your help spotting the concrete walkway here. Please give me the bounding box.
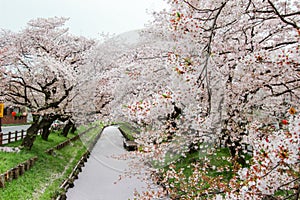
[66,126,163,200]
[1,124,30,134]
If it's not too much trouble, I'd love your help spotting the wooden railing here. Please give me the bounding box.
[0,130,27,145]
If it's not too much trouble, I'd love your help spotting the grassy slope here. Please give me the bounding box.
[0,124,103,200]
[117,122,139,141]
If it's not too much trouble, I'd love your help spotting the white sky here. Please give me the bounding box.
[0,0,168,39]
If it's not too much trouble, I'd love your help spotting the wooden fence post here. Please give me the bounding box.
[21,130,24,139]
[15,131,18,142]
[12,166,19,179]
[0,174,5,188]
[0,133,2,145]
[8,132,11,143]
[19,164,25,176]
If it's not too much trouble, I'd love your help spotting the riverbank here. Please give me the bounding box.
[66,126,165,200]
[0,123,103,199]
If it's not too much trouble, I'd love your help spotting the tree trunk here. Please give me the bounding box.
[223,126,246,167]
[70,123,77,134]
[21,115,40,150]
[62,120,72,137]
[40,115,55,141]
[41,123,52,141]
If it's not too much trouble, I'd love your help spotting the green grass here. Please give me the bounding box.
[163,146,297,199]
[205,148,234,181]
[0,151,34,174]
[117,122,140,141]
[154,144,256,199]
[168,147,234,179]
[0,124,104,200]
[0,133,67,174]
[155,146,235,199]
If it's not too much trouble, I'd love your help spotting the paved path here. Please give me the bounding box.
[67,126,164,200]
[1,125,30,134]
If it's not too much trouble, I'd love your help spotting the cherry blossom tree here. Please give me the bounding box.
[105,0,300,199]
[133,0,300,199]
[155,0,299,145]
[226,111,300,199]
[0,17,95,148]
[81,32,136,123]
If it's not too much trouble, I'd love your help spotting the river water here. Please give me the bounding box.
[66,126,166,200]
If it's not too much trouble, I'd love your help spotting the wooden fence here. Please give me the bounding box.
[0,156,38,188]
[0,130,27,146]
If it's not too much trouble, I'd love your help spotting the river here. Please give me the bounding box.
[66,126,167,200]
